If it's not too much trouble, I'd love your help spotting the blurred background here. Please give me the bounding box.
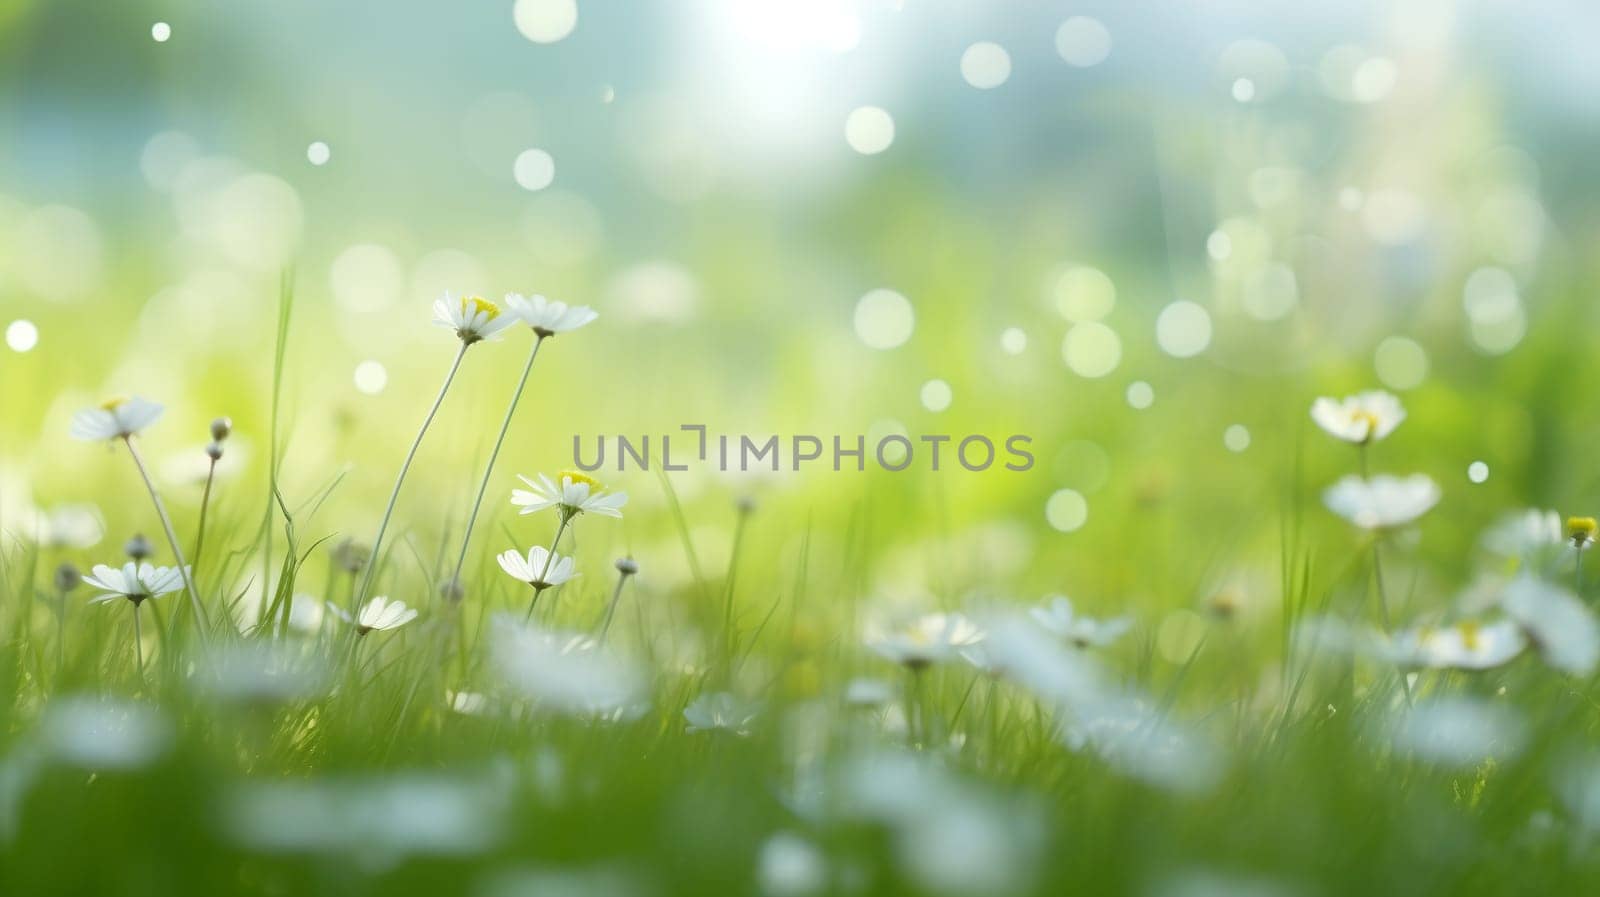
[2,0,1599,630]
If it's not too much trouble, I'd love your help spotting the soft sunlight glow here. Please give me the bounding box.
[151,22,171,42]
[1375,337,1428,390]
[1126,380,1154,410]
[1062,323,1122,378]
[1224,424,1251,452]
[961,42,1012,89]
[920,379,952,412]
[1155,301,1212,358]
[353,360,388,395]
[1051,266,1116,322]
[306,142,331,166]
[1055,17,1111,68]
[1046,489,1089,532]
[513,0,577,44]
[999,327,1027,355]
[330,244,404,314]
[845,107,895,155]
[5,320,39,353]
[514,149,556,191]
[854,289,914,349]
[1469,461,1489,484]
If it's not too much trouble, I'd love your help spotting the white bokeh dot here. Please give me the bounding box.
[999,327,1027,355]
[960,42,1011,89]
[1126,380,1153,410]
[920,379,952,412]
[151,22,171,42]
[1156,301,1213,358]
[5,320,39,353]
[1224,424,1251,452]
[513,0,577,43]
[353,360,388,395]
[1046,489,1089,532]
[845,106,895,155]
[1232,78,1256,102]
[1055,17,1110,67]
[1468,461,1489,484]
[854,289,914,349]
[1061,323,1122,378]
[514,149,556,191]
[306,142,331,166]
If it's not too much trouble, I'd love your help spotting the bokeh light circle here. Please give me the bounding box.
[1055,17,1110,67]
[1061,323,1122,378]
[920,379,952,412]
[854,289,914,349]
[961,42,1011,89]
[1155,301,1212,358]
[1045,489,1089,532]
[845,107,895,155]
[514,149,556,191]
[513,0,577,43]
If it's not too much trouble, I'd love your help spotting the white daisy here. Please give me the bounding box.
[1481,509,1564,566]
[496,546,578,590]
[1323,474,1440,530]
[683,692,760,735]
[511,471,627,520]
[505,293,598,337]
[70,397,165,441]
[866,612,984,669]
[328,595,419,634]
[1390,619,1527,671]
[431,293,517,345]
[1310,390,1406,444]
[83,561,188,606]
[1500,574,1600,676]
[1029,595,1132,648]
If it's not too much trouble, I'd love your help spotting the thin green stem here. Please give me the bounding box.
[722,508,750,658]
[122,436,210,641]
[192,457,218,574]
[598,568,635,642]
[523,516,571,622]
[354,343,470,612]
[1578,549,1585,596]
[449,335,544,597]
[1371,538,1413,706]
[132,602,145,680]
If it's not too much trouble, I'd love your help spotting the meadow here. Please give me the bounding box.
[5,2,1600,895]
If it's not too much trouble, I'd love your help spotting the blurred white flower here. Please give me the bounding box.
[34,504,105,549]
[511,471,628,520]
[866,612,984,669]
[1029,595,1131,648]
[684,691,760,735]
[83,561,187,605]
[1323,474,1439,529]
[490,615,646,717]
[1481,509,1563,567]
[70,396,164,441]
[1309,390,1405,444]
[1387,696,1527,768]
[844,677,895,707]
[225,775,507,856]
[431,293,516,344]
[41,697,171,769]
[1390,619,1526,670]
[505,292,598,336]
[328,595,418,634]
[496,545,577,589]
[758,832,827,897]
[1500,575,1600,675]
[286,594,325,633]
[195,641,328,702]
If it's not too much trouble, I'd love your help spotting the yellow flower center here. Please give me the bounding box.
[1351,409,1380,440]
[100,396,128,411]
[559,470,600,490]
[1457,620,1481,652]
[1568,516,1597,545]
[461,295,500,320]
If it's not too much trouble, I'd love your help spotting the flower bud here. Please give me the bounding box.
[124,533,153,561]
[54,562,81,593]
[206,441,224,461]
[210,416,233,441]
[615,556,639,576]
[331,537,371,574]
[438,578,465,603]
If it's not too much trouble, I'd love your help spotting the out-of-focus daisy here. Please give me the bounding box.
[1390,619,1527,671]
[287,594,325,634]
[1309,390,1405,444]
[844,677,896,707]
[1323,474,1440,530]
[1029,595,1132,648]
[496,546,577,591]
[683,692,760,735]
[432,293,516,345]
[1482,509,1564,568]
[1500,575,1600,676]
[328,595,418,635]
[505,293,598,337]
[511,471,627,521]
[83,562,187,606]
[866,612,984,670]
[70,397,164,442]
[1567,516,1598,551]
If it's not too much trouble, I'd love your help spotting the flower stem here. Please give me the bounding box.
[523,516,571,622]
[722,506,751,659]
[598,565,636,642]
[448,335,544,598]
[354,343,469,613]
[132,602,145,680]
[1370,538,1413,706]
[192,456,218,574]
[1578,549,1585,596]
[121,436,210,641]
